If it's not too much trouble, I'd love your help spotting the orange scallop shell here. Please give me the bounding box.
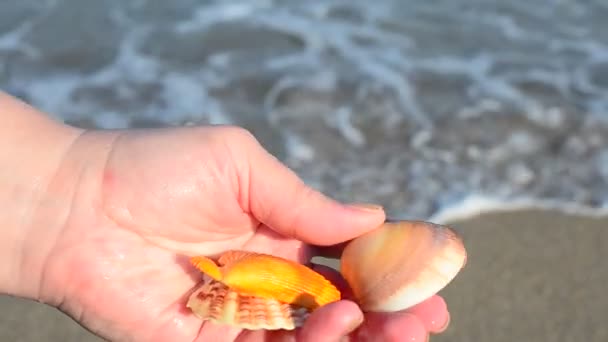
[190,250,341,310]
[187,278,310,330]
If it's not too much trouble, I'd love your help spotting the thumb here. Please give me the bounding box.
[240,139,385,246]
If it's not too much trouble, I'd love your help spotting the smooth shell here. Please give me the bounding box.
[340,220,467,312]
[187,277,310,330]
[190,250,341,310]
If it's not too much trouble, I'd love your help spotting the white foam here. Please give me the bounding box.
[0,25,24,49]
[253,7,429,127]
[26,75,82,116]
[284,133,315,164]
[457,98,503,119]
[178,0,276,33]
[327,106,366,147]
[93,111,131,129]
[429,194,608,225]
[161,73,232,125]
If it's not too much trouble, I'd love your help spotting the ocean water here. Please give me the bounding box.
[1,0,608,219]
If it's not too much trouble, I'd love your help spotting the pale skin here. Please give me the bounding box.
[0,91,450,341]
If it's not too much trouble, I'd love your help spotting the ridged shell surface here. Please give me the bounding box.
[340,220,467,312]
[187,278,310,330]
[190,251,341,310]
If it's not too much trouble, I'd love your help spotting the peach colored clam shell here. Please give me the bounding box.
[340,220,467,312]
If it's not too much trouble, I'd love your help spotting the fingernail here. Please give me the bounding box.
[348,203,384,212]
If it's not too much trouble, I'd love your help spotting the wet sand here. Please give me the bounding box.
[0,295,101,341]
[433,208,608,342]
[2,208,607,341]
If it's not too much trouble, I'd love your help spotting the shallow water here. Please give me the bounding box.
[1,0,608,218]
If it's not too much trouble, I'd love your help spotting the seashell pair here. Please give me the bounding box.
[186,220,467,330]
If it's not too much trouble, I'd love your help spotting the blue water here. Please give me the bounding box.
[1,0,608,218]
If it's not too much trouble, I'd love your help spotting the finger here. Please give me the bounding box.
[241,138,385,246]
[236,329,295,342]
[298,300,364,342]
[354,311,428,342]
[406,295,450,334]
[313,263,449,336]
[240,225,314,262]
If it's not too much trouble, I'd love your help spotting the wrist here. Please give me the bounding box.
[0,92,85,299]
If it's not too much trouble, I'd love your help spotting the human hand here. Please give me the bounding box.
[11,124,450,341]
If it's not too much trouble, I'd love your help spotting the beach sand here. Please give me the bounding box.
[433,208,608,342]
[1,208,607,341]
[0,296,101,341]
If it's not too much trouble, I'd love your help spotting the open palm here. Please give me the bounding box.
[38,126,448,341]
